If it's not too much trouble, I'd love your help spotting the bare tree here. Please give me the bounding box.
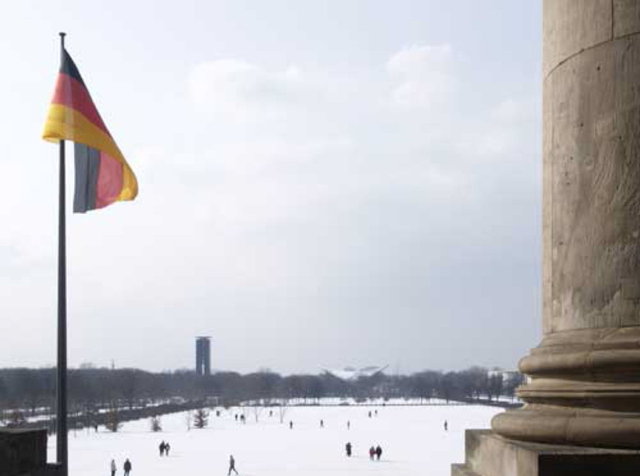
[251,405,264,423]
[277,400,289,424]
[193,408,209,429]
[105,402,121,432]
[185,410,192,431]
[150,415,162,432]
[8,409,25,427]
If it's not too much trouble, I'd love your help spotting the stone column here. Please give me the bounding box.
[492,0,640,449]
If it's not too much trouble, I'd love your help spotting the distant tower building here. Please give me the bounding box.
[195,336,211,375]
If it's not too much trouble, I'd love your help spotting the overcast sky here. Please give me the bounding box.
[0,0,541,374]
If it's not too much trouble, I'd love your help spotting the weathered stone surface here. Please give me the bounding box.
[0,428,47,476]
[614,0,640,37]
[452,430,640,476]
[543,0,611,78]
[492,0,640,449]
[544,35,640,333]
[451,463,481,476]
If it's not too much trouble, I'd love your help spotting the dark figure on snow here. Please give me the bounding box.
[444,420,448,431]
[228,454,239,475]
[165,442,171,456]
[374,409,378,416]
[320,419,324,428]
[347,420,351,430]
[345,442,352,457]
[375,445,382,460]
[289,420,293,429]
[240,414,246,424]
[269,410,273,417]
[368,411,372,418]
[159,441,165,456]
[235,414,238,421]
[216,410,220,417]
[123,458,132,476]
[369,446,375,460]
[110,459,116,476]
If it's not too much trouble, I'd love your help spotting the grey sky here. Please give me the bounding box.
[0,1,542,374]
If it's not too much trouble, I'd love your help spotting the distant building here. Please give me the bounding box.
[195,336,211,375]
[488,368,525,383]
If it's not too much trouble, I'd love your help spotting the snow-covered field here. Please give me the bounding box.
[50,404,501,476]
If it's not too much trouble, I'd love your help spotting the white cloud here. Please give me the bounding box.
[0,38,540,373]
[188,59,321,121]
[455,98,539,161]
[386,44,455,109]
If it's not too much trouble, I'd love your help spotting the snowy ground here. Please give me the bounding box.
[50,404,501,476]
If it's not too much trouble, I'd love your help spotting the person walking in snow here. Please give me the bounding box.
[375,445,382,460]
[289,420,293,429]
[228,454,239,475]
[123,458,132,476]
[347,420,351,430]
[165,442,171,456]
[345,442,352,457]
[110,459,116,476]
[444,420,448,431]
[369,446,375,460]
[320,419,324,428]
[159,441,165,456]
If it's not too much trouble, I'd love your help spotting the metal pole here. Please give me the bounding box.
[56,31,68,476]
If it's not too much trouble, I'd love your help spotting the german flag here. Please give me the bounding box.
[42,49,138,213]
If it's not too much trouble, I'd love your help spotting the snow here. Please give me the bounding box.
[243,397,468,406]
[50,404,501,475]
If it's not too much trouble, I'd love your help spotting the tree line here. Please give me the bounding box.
[0,366,524,424]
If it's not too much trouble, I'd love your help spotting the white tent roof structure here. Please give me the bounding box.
[322,365,388,380]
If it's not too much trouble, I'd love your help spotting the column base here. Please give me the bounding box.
[492,405,640,449]
[492,327,640,448]
[451,429,640,476]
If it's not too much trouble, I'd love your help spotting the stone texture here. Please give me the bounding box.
[543,0,611,78]
[544,34,640,333]
[491,0,640,449]
[452,430,640,476]
[0,428,61,476]
[451,463,481,476]
[614,0,640,37]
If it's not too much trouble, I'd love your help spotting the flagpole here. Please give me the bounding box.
[56,31,68,476]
